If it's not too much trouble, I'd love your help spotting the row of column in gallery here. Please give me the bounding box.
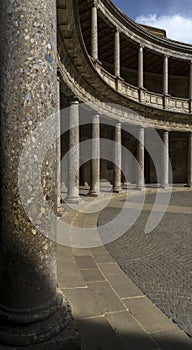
[90,1,192,101]
[64,99,192,203]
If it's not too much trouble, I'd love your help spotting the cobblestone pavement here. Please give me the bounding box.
[98,189,192,337]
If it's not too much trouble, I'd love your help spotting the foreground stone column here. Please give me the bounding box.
[138,45,144,89]
[114,28,120,77]
[0,1,80,348]
[89,114,101,196]
[66,98,81,203]
[113,123,123,193]
[161,130,169,188]
[136,127,145,190]
[90,0,99,62]
[188,131,192,187]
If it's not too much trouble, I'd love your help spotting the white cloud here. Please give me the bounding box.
[135,14,192,44]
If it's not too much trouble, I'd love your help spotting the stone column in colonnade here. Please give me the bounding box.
[113,122,123,193]
[89,114,101,196]
[136,126,145,190]
[66,98,81,204]
[161,130,169,188]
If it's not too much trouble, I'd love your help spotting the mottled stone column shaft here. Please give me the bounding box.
[91,3,98,61]
[163,55,169,95]
[66,99,81,203]
[114,28,120,77]
[113,123,122,192]
[161,130,169,188]
[138,45,144,89]
[0,0,78,347]
[188,132,192,187]
[89,115,101,196]
[136,127,145,189]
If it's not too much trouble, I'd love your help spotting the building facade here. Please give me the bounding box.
[0,0,191,348]
[58,0,192,203]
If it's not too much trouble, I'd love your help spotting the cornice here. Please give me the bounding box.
[99,0,192,56]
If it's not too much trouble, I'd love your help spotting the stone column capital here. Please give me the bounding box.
[88,0,100,8]
[93,113,100,122]
[115,27,121,34]
[116,121,121,128]
[70,95,80,104]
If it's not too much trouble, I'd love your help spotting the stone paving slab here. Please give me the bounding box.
[87,281,126,313]
[151,329,192,350]
[107,274,144,298]
[62,287,101,320]
[105,311,157,350]
[123,297,178,333]
[75,317,121,350]
[57,188,192,350]
[80,268,105,282]
[96,261,124,275]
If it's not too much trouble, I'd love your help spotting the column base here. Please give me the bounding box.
[0,321,81,350]
[87,191,103,197]
[113,187,124,193]
[160,184,170,189]
[0,295,81,349]
[122,182,130,189]
[135,185,145,191]
[186,183,192,188]
[65,196,82,204]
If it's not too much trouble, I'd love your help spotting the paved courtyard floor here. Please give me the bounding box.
[98,188,192,337]
[57,186,192,349]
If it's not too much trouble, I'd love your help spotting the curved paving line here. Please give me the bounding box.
[57,189,192,348]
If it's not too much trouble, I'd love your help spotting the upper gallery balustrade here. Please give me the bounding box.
[77,0,192,114]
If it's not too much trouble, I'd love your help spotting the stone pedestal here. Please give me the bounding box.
[0,1,80,348]
[161,130,169,188]
[113,123,123,193]
[136,127,145,190]
[89,115,101,196]
[65,99,81,204]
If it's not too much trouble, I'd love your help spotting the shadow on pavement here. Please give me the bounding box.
[76,318,192,350]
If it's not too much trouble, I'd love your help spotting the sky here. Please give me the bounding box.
[112,0,192,44]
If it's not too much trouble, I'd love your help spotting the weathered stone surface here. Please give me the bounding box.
[0,0,80,347]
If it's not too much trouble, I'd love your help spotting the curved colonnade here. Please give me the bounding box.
[57,0,192,202]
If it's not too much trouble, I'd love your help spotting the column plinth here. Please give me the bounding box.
[0,1,80,348]
[136,127,145,190]
[113,123,123,193]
